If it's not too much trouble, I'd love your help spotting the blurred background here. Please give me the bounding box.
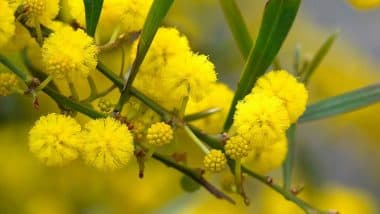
[1,0,380,213]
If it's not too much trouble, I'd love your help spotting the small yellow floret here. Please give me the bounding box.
[245,137,288,174]
[81,117,134,171]
[253,70,308,123]
[224,135,251,160]
[146,122,173,146]
[203,149,227,173]
[0,0,15,47]
[24,0,59,25]
[29,113,82,166]
[0,72,18,96]
[347,0,380,9]
[233,92,290,147]
[42,26,98,79]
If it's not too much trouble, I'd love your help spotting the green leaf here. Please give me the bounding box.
[219,0,253,58]
[124,0,174,90]
[83,0,104,37]
[282,124,296,190]
[184,108,222,122]
[303,31,338,83]
[300,84,380,122]
[224,0,301,131]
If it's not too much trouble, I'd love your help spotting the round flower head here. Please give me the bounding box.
[347,0,380,9]
[81,117,134,171]
[245,137,288,174]
[0,72,18,96]
[97,98,113,113]
[233,92,290,147]
[42,26,98,79]
[224,135,251,160]
[24,0,59,25]
[146,122,173,146]
[253,70,308,123]
[0,0,16,47]
[29,113,82,166]
[203,149,227,173]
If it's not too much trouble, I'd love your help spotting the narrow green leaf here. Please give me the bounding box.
[224,0,301,131]
[300,84,380,122]
[124,0,174,90]
[283,124,296,190]
[83,0,104,37]
[219,0,253,58]
[303,31,338,83]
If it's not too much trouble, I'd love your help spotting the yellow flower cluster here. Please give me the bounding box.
[24,0,59,26]
[68,0,152,42]
[29,114,134,170]
[347,0,380,9]
[97,98,114,113]
[146,122,173,146]
[81,118,134,171]
[0,72,18,96]
[131,27,217,110]
[29,113,82,166]
[224,136,251,160]
[203,149,227,173]
[42,26,98,79]
[253,70,308,123]
[0,0,15,47]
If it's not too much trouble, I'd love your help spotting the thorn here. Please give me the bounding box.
[171,152,187,164]
[290,184,305,195]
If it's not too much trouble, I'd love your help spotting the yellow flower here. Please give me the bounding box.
[0,0,15,47]
[146,122,173,146]
[245,137,288,174]
[29,113,82,166]
[186,83,234,134]
[24,0,59,25]
[233,92,290,147]
[67,0,152,42]
[203,149,227,173]
[81,117,134,171]
[0,72,18,96]
[131,27,217,110]
[347,0,380,9]
[224,135,251,160]
[253,70,308,123]
[42,26,98,79]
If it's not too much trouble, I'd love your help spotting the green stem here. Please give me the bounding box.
[283,124,297,190]
[235,159,242,193]
[67,78,79,100]
[184,125,209,154]
[87,76,98,97]
[184,107,222,122]
[34,17,43,45]
[36,75,53,91]
[218,0,253,58]
[83,85,116,103]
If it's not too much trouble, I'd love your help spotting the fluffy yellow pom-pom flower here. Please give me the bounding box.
[0,0,15,47]
[24,0,59,25]
[146,122,173,146]
[245,137,288,174]
[0,72,18,96]
[186,83,234,134]
[253,70,308,123]
[347,0,380,9]
[42,26,98,79]
[81,117,134,171]
[29,113,82,166]
[203,149,227,173]
[224,135,251,160]
[233,92,290,147]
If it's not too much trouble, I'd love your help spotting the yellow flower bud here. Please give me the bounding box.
[146,122,173,146]
[24,0,59,25]
[203,149,227,173]
[0,72,18,96]
[224,136,251,160]
[97,98,113,113]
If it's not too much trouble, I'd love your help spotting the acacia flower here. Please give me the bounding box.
[29,113,82,166]
[81,117,134,171]
[347,0,380,9]
[41,26,98,79]
[24,0,59,26]
[203,149,227,173]
[233,92,290,148]
[0,72,18,96]
[224,135,251,160]
[253,70,308,123]
[146,122,173,146]
[0,0,16,47]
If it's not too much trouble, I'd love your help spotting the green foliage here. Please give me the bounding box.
[83,0,104,37]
